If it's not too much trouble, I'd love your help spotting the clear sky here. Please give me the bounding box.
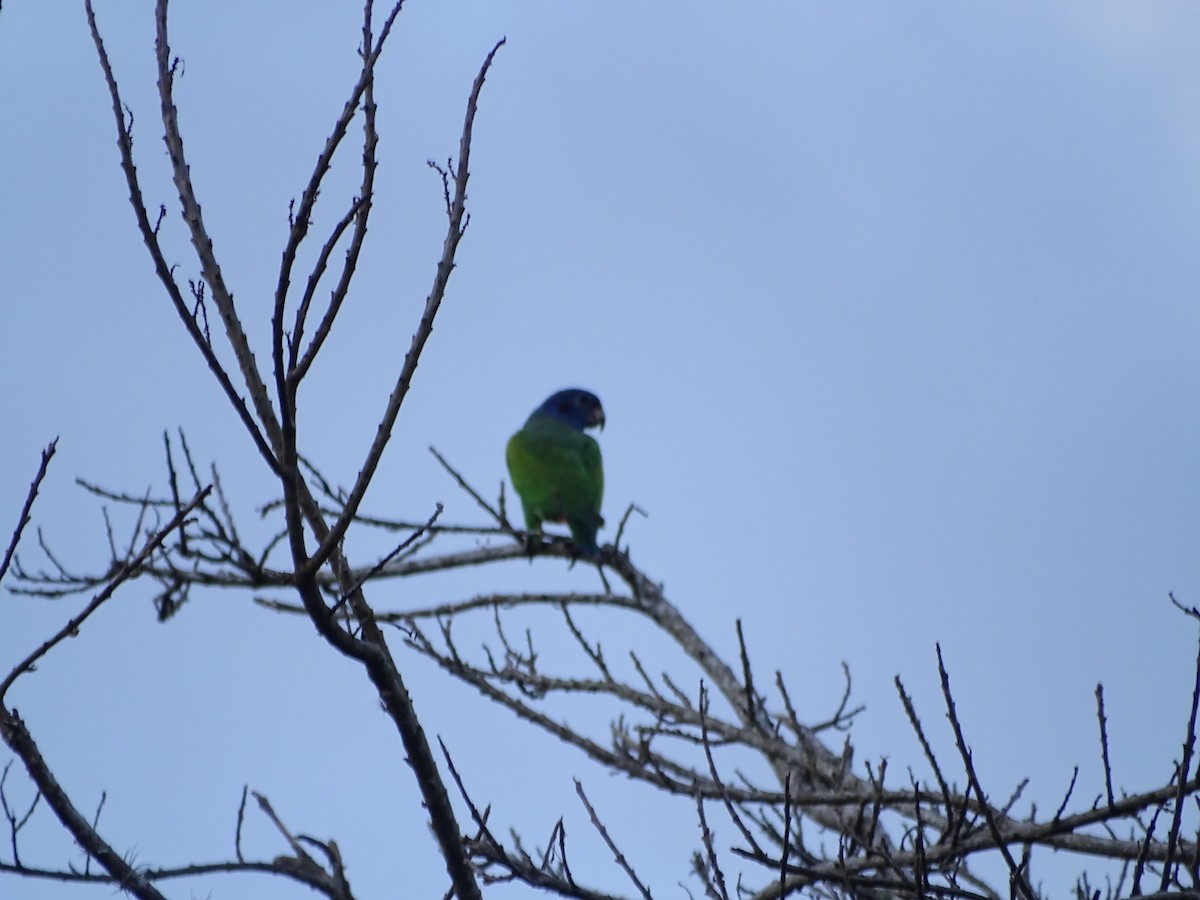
[3,2,1200,897]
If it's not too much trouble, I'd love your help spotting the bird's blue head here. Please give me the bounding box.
[530,388,605,432]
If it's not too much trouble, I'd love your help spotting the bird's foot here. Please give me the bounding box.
[519,530,546,560]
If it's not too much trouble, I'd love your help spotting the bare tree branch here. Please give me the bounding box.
[1,486,210,900]
[84,0,279,472]
[0,441,57,586]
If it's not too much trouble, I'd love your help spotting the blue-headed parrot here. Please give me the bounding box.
[506,388,605,556]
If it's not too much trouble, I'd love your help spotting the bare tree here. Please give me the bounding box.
[3,3,1199,899]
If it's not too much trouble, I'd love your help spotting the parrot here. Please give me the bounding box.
[506,388,606,556]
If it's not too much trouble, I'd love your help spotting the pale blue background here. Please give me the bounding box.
[2,2,1200,897]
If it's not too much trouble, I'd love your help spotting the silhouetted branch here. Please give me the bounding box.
[1,485,209,900]
[1097,683,1116,809]
[1162,628,1200,891]
[307,38,506,573]
[937,644,1036,900]
[85,0,280,472]
[0,441,56,586]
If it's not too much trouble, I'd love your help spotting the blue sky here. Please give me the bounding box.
[3,2,1200,897]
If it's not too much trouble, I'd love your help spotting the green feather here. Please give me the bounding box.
[506,415,604,555]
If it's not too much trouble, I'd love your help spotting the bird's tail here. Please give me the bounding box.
[568,518,601,558]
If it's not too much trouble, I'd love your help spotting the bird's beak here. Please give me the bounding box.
[592,407,606,431]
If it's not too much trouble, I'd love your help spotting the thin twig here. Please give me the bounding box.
[574,779,652,899]
[896,674,955,834]
[694,785,730,900]
[0,490,207,900]
[304,39,506,574]
[1095,683,1116,809]
[338,503,443,603]
[430,446,507,527]
[84,0,279,471]
[0,486,211,701]
[0,440,57,584]
[937,645,1036,900]
[1161,625,1200,891]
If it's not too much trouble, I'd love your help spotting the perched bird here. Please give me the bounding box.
[506,388,606,556]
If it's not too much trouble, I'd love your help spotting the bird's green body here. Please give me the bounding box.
[506,390,605,555]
